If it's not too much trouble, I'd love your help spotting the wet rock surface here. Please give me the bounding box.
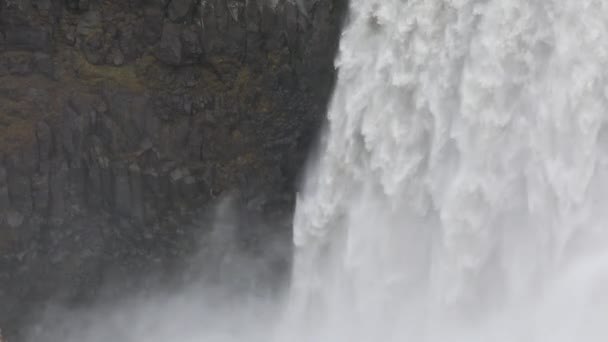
[0,0,346,339]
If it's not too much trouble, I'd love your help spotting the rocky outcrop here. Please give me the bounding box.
[0,0,346,339]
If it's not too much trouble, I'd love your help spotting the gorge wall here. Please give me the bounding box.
[0,0,346,337]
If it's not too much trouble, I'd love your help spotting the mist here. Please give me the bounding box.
[19,197,289,342]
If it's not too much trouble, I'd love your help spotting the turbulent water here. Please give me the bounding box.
[280,0,608,341]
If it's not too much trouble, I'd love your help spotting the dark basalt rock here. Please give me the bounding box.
[168,0,195,22]
[155,22,183,65]
[0,0,348,339]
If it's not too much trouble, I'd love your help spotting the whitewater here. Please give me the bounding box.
[279,0,608,341]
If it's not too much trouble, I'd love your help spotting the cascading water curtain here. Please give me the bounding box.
[278,1,608,341]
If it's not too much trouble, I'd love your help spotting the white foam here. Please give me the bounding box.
[280,0,608,340]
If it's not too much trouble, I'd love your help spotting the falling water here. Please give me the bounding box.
[280,0,608,341]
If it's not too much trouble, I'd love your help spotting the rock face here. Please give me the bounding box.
[0,0,346,338]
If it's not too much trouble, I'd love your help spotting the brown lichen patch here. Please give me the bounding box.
[0,115,37,153]
[235,151,257,168]
[197,68,227,93]
[133,54,169,89]
[233,67,252,92]
[256,96,274,113]
[208,55,241,69]
[267,50,286,71]
[209,56,241,82]
[231,129,244,142]
[0,75,61,153]
[70,53,145,91]
[0,51,35,76]
[222,150,264,189]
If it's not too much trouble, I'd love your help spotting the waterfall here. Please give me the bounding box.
[279,0,608,341]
